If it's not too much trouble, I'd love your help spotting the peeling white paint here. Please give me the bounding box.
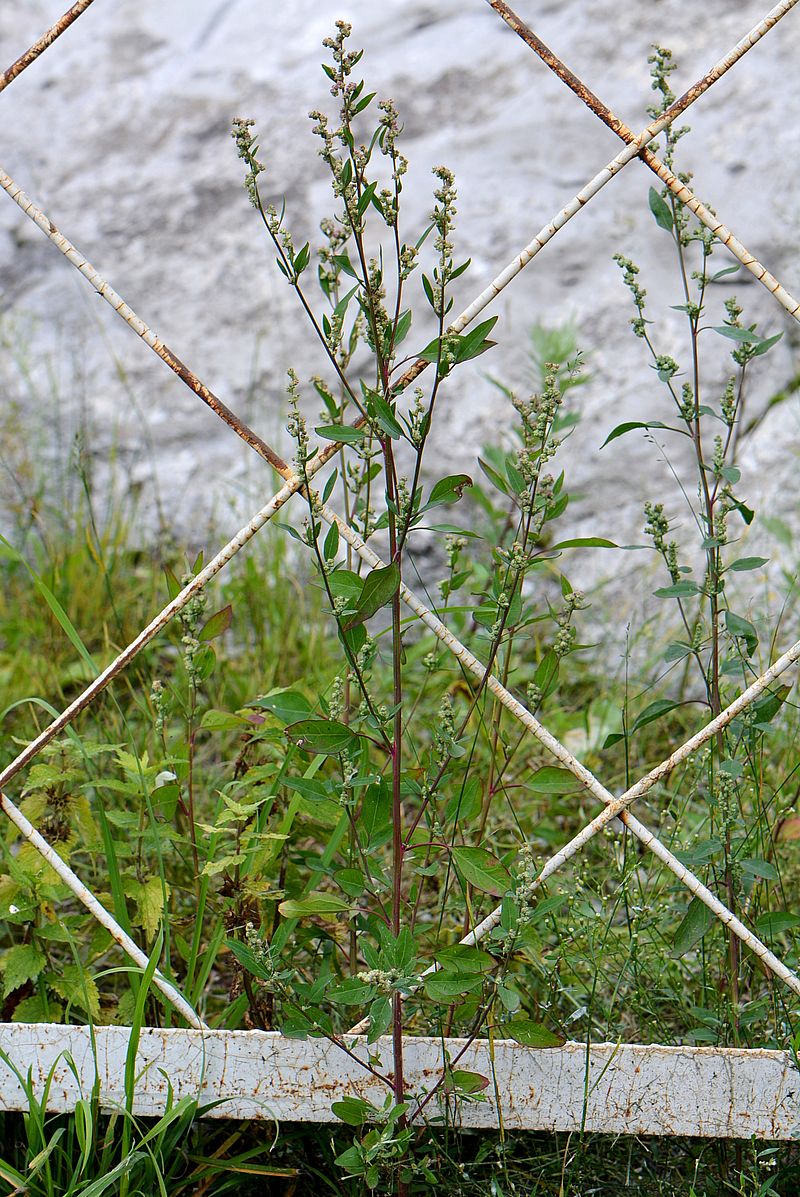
[0,1027,798,1138]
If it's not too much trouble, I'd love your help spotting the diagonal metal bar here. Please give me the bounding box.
[0,474,314,792]
[0,173,287,474]
[0,792,207,1028]
[486,0,800,320]
[0,0,98,94]
[439,632,800,964]
[445,0,798,346]
[0,0,794,488]
[339,535,800,1035]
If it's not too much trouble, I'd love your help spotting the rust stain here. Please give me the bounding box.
[0,0,98,94]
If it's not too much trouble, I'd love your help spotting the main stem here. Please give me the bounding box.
[384,440,407,1197]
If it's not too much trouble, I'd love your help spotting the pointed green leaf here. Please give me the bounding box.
[548,537,618,550]
[648,187,674,232]
[600,420,678,448]
[527,767,581,794]
[344,563,401,629]
[452,846,511,895]
[253,689,313,724]
[199,605,232,642]
[503,1019,565,1047]
[631,699,682,734]
[424,474,473,511]
[672,897,714,957]
[285,718,359,755]
[728,556,769,572]
[279,893,351,918]
[315,424,366,443]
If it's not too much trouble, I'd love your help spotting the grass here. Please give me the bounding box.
[0,450,799,1193]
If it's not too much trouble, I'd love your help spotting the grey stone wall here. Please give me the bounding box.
[0,1,798,612]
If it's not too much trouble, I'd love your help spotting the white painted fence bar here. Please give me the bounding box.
[0,1026,798,1138]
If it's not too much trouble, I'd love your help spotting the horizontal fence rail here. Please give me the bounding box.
[0,1026,798,1138]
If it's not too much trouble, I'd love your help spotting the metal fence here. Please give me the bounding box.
[1,0,799,1135]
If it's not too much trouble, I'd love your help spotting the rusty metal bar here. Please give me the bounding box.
[0,0,794,494]
[337,518,800,1033]
[0,0,98,94]
[0,793,206,1029]
[0,173,287,473]
[485,0,800,319]
[0,473,314,792]
[452,0,799,339]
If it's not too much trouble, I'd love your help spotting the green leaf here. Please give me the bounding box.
[739,858,779,881]
[366,390,404,440]
[226,938,273,983]
[2,944,46,998]
[327,569,363,604]
[314,424,366,444]
[527,767,581,794]
[664,641,692,662]
[199,709,247,731]
[425,474,473,510]
[253,689,313,724]
[445,776,483,824]
[284,776,328,803]
[393,310,412,348]
[600,420,677,448]
[711,325,762,344]
[344,563,401,629]
[654,581,700,598]
[478,457,509,495]
[323,521,339,561]
[434,945,495,974]
[444,1069,490,1094]
[503,1019,565,1047]
[672,897,714,957]
[328,979,377,1005]
[285,718,359,755]
[751,684,791,726]
[547,537,618,550]
[751,331,783,357]
[332,1096,375,1126]
[724,611,758,654]
[367,995,392,1043]
[728,556,769,572]
[293,242,310,275]
[199,605,232,642]
[424,972,484,1002]
[453,316,499,363]
[631,699,682,734]
[452,846,511,896]
[648,187,674,232]
[333,252,358,278]
[710,265,741,282]
[278,893,350,919]
[360,781,392,847]
[126,876,169,940]
[50,964,101,1020]
[755,912,800,935]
